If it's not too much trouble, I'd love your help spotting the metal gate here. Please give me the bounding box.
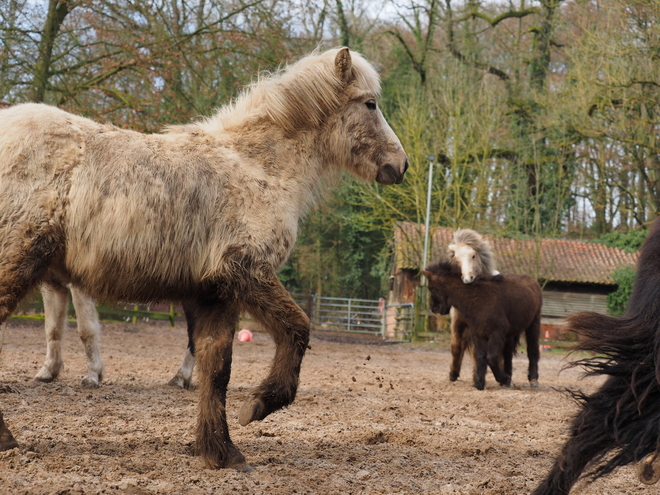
[309,295,414,342]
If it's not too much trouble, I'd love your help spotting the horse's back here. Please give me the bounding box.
[0,103,101,182]
[500,274,542,328]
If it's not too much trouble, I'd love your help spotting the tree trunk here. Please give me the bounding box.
[29,0,71,103]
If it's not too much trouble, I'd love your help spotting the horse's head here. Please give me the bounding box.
[422,262,458,315]
[448,242,481,284]
[329,48,408,185]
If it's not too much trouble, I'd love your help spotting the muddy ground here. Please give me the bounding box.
[0,319,655,494]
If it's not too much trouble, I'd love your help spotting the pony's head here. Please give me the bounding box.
[448,229,497,283]
[205,47,408,186]
[422,262,460,315]
[321,48,408,185]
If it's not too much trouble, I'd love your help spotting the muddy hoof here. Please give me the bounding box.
[449,372,459,382]
[239,398,266,426]
[167,375,191,390]
[34,370,56,383]
[0,415,18,451]
[233,462,255,473]
[529,379,539,388]
[639,452,660,485]
[81,377,100,389]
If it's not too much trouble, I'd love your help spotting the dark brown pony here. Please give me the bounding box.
[533,220,660,494]
[423,262,541,390]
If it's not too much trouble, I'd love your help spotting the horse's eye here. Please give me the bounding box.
[472,255,476,259]
[365,99,377,110]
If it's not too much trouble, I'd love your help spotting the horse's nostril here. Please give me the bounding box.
[403,158,409,174]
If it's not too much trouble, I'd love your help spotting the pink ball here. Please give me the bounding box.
[237,329,253,342]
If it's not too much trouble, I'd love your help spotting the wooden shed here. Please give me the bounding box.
[389,222,639,338]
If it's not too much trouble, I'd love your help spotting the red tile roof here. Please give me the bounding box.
[393,222,638,285]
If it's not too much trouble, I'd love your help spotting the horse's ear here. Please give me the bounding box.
[448,243,456,255]
[335,47,352,83]
[422,270,433,280]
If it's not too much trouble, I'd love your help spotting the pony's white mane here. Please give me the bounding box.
[199,48,381,134]
[451,228,497,275]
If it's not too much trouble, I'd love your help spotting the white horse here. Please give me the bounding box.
[447,228,500,382]
[0,47,408,470]
[34,278,196,390]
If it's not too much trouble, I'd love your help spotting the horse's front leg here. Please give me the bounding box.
[449,307,466,382]
[192,299,248,471]
[70,287,104,388]
[486,333,511,387]
[238,270,309,426]
[472,335,488,390]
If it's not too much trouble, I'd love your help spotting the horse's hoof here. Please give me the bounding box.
[239,397,266,426]
[0,422,18,452]
[34,368,56,383]
[167,375,190,390]
[529,379,539,388]
[449,372,459,382]
[233,462,255,473]
[639,452,660,485]
[81,377,100,389]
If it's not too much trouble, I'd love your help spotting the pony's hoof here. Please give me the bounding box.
[239,398,266,426]
[529,379,539,388]
[449,372,459,382]
[639,452,660,485]
[0,424,18,452]
[233,462,255,473]
[34,368,56,383]
[167,375,191,390]
[81,377,100,389]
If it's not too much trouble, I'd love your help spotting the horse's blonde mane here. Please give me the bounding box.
[451,228,497,275]
[198,48,381,135]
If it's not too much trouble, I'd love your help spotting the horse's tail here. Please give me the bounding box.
[536,308,660,493]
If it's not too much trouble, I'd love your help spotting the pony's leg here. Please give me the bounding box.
[70,287,104,388]
[34,281,69,382]
[0,328,14,448]
[526,317,541,387]
[238,272,309,426]
[472,336,488,390]
[0,411,18,451]
[486,336,511,387]
[502,337,514,382]
[0,230,60,451]
[449,307,466,381]
[191,298,248,470]
[168,301,196,390]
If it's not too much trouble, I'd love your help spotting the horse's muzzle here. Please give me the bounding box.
[376,161,407,185]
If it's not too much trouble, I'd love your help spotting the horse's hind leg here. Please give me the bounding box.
[191,298,248,470]
[168,301,196,390]
[238,271,309,426]
[526,316,541,387]
[0,228,61,451]
[0,411,18,451]
[34,279,69,382]
[70,287,104,388]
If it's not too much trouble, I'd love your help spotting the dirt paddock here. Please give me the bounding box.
[0,319,654,494]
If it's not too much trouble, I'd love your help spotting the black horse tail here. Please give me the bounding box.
[533,307,660,494]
